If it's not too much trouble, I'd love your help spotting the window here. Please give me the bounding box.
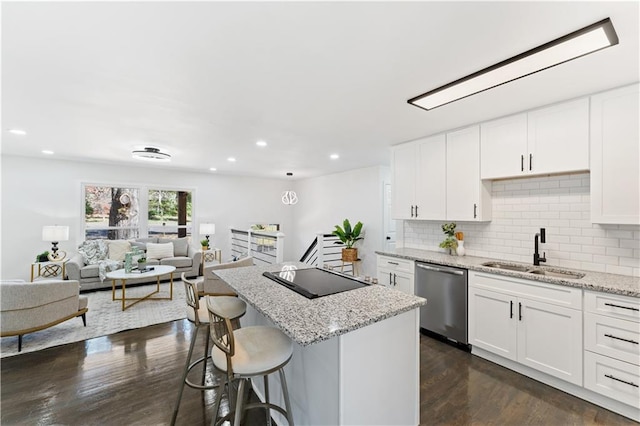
[83,184,192,240]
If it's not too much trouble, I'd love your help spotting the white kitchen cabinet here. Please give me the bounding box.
[376,255,414,295]
[469,271,583,386]
[590,83,640,225]
[391,134,446,220]
[480,98,589,179]
[583,290,639,409]
[446,125,492,221]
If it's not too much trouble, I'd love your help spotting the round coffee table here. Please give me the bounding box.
[106,265,176,311]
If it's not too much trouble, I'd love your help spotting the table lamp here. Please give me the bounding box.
[42,225,69,260]
[199,223,216,244]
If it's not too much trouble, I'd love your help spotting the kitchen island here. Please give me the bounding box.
[212,262,427,426]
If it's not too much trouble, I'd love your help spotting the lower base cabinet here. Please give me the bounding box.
[376,255,415,295]
[469,273,583,385]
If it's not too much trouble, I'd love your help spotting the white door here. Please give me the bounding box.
[480,113,527,179]
[527,97,589,175]
[383,182,396,251]
[517,299,583,386]
[468,287,517,361]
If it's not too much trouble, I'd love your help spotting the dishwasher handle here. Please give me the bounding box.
[416,263,465,276]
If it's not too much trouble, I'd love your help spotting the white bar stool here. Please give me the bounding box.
[207,295,294,426]
[171,273,246,425]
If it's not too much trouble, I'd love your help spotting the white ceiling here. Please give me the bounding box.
[2,1,638,179]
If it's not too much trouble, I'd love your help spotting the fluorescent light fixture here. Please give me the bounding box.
[8,129,27,136]
[227,157,236,162]
[209,167,217,171]
[132,147,171,161]
[256,140,267,147]
[408,18,619,111]
[330,154,339,160]
[42,150,54,155]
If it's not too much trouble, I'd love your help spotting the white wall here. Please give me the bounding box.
[1,155,295,280]
[401,172,640,277]
[291,165,390,277]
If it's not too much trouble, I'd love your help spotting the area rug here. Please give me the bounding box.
[1,281,187,358]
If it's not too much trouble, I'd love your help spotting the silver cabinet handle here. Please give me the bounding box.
[416,263,464,276]
[387,261,399,266]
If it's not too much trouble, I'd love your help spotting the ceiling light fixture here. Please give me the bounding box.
[408,18,619,111]
[8,129,27,136]
[282,172,298,205]
[42,150,54,155]
[132,146,171,162]
[330,154,340,160]
[209,167,217,172]
[227,157,236,162]
[256,140,267,147]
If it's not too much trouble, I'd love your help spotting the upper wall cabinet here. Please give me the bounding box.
[590,83,640,225]
[391,134,446,220]
[481,98,589,179]
[446,126,492,221]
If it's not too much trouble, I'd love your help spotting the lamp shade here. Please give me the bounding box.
[199,223,216,236]
[42,225,69,242]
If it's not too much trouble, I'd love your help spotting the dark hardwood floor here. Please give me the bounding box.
[1,320,636,425]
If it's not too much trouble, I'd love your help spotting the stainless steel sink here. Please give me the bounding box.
[528,269,585,279]
[481,261,585,279]
[481,262,531,272]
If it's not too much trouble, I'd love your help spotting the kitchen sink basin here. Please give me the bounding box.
[481,261,585,279]
[481,262,531,272]
[528,269,585,279]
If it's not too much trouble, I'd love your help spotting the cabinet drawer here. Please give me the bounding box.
[584,351,640,408]
[585,312,640,365]
[377,256,414,275]
[469,271,582,310]
[585,291,640,322]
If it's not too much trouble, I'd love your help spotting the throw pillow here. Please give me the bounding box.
[146,242,174,260]
[78,240,109,265]
[128,240,147,252]
[159,237,189,257]
[106,240,131,262]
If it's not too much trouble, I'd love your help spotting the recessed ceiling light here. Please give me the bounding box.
[8,129,27,136]
[131,147,171,162]
[42,150,54,155]
[227,157,236,162]
[256,140,267,147]
[408,18,619,111]
[330,154,340,160]
[209,167,217,172]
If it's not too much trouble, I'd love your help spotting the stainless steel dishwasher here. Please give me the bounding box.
[415,261,468,346]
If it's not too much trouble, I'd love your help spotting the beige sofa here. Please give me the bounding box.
[199,256,254,296]
[66,237,201,291]
[0,279,88,352]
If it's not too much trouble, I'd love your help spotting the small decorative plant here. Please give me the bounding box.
[333,219,363,262]
[137,257,147,270]
[137,257,146,264]
[36,251,50,263]
[439,222,458,254]
[200,239,210,249]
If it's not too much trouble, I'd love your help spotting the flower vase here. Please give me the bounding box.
[456,240,466,256]
[124,252,133,273]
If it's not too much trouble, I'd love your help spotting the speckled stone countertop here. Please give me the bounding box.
[377,248,640,298]
[212,262,427,347]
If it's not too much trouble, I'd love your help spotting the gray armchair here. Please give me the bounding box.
[0,279,88,352]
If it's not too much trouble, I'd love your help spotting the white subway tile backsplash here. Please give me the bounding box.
[401,172,640,277]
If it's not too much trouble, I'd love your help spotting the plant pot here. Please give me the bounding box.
[342,248,358,262]
[138,262,147,270]
[202,245,209,251]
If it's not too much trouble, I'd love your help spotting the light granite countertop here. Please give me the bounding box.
[212,262,427,347]
[377,248,640,298]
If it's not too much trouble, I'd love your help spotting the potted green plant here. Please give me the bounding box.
[137,257,147,270]
[439,222,458,255]
[35,251,50,263]
[200,239,210,251]
[332,219,363,262]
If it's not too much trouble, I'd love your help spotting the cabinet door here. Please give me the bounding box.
[377,268,395,288]
[517,299,583,386]
[446,125,489,221]
[590,83,640,225]
[391,143,416,220]
[415,135,446,220]
[391,270,414,295]
[527,97,589,175]
[480,113,527,179]
[468,287,517,361]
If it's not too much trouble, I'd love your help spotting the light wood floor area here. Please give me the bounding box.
[1,319,636,425]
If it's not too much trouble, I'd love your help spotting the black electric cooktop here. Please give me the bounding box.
[262,267,369,299]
